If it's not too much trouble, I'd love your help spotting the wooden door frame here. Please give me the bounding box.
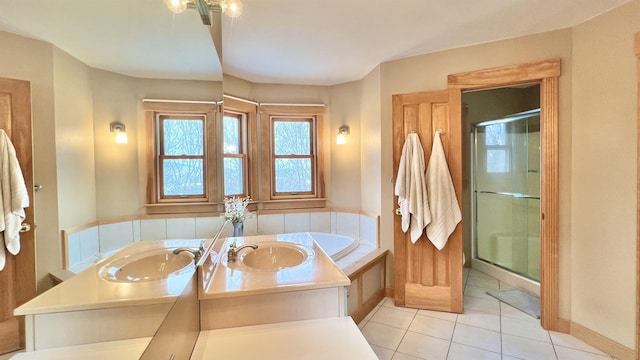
[447,58,561,331]
[635,33,640,359]
[0,77,36,352]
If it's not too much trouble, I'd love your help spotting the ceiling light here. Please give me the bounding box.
[166,0,243,25]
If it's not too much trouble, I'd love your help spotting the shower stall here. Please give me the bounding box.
[472,109,541,282]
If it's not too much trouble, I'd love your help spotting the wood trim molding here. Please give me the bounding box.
[447,58,561,330]
[448,58,561,89]
[635,31,640,360]
[540,76,560,331]
[571,322,637,360]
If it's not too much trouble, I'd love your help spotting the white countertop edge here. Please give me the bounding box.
[192,317,378,360]
[9,337,152,360]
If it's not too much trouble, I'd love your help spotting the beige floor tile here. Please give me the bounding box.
[467,269,494,280]
[501,303,535,320]
[361,321,407,350]
[371,306,417,329]
[396,331,450,360]
[501,315,551,343]
[452,323,501,353]
[446,343,501,360]
[502,333,557,360]
[382,298,421,314]
[463,295,500,315]
[417,308,458,322]
[463,285,497,301]
[408,314,455,341]
[466,276,500,289]
[456,310,501,332]
[392,352,425,360]
[370,344,395,360]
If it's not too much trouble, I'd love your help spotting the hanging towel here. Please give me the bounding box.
[0,130,29,271]
[394,133,431,243]
[425,132,461,250]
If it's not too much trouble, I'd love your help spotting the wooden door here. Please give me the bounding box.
[392,90,463,313]
[0,77,35,354]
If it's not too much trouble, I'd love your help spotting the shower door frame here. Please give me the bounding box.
[448,58,562,331]
[471,110,542,290]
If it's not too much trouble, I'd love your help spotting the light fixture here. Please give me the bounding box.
[166,0,243,25]
[110,122,129,144]
[336,125,350,145]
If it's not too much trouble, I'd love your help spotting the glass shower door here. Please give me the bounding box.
[473,111,540,282]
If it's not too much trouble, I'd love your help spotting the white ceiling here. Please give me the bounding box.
[0,0,631,85]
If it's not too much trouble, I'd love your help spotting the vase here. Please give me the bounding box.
[233,221,244,237]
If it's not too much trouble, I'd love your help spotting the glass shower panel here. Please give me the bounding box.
[474,113,540,281]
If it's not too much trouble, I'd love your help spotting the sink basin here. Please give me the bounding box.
[239,242,313,271]
[99,248,196,282]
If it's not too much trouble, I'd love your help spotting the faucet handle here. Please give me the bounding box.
[198,240,205,251]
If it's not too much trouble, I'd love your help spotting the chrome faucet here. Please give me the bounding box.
[173,241,205,262]
[227,242,258,262]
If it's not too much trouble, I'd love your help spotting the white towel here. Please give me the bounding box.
[425,132,461,250]
[394,133,431,243]
[0,130,29,271]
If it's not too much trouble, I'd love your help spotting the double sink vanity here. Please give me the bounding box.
[12,229,377,359]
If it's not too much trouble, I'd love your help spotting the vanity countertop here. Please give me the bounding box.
[199,233,351,299]
[15,239,205,316]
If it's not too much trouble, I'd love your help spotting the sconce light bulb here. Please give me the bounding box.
[222,0,243,18]
[115,131,129,144]
[166,0,188,14]
[336,133,346,145]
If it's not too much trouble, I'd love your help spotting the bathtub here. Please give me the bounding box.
[305,232,359,261]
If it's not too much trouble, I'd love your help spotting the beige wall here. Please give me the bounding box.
[2,1,640,349]
[571,0,639,348]
[53,48,97,229]
[0,31,61,291]
[360,66,382,215]
[329,81,361,208]
[379,29,574,319]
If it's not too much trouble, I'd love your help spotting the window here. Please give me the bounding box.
[144,100,218,213]
[222,111,246,196]
[222,96,257,200]
[260,105,325,209]
[485,123,509,173]
[159,115,206,199]
[272,117,314,195]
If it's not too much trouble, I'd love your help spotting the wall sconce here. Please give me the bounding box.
[110,122,128,144]
[336,125,350,145]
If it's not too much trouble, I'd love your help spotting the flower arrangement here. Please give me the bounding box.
[223,196,253,223]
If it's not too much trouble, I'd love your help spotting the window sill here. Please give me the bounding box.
[260,198,327,210]
[145,202,221,215]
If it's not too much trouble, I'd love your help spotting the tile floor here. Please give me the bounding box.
[359,268,616,360]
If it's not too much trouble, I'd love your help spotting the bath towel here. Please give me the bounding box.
[394,133,431,243]
[0,130,29,271]
[425,132,461,250]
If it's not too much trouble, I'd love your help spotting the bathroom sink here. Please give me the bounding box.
[99,248,196,282]
[239,242,313,271]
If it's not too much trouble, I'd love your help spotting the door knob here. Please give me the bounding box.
[19,222,31,233]
[395,208,402,216]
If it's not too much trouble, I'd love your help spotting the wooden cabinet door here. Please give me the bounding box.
[0,77,35,354]
[392,90,463,313]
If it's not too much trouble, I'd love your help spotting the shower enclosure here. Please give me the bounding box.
[472,109,541,282]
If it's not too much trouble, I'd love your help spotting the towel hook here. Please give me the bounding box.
[436,128,445,135]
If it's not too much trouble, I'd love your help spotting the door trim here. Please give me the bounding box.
[448,58,561,330]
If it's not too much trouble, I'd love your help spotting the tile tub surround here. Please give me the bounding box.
[61,210,379,275]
